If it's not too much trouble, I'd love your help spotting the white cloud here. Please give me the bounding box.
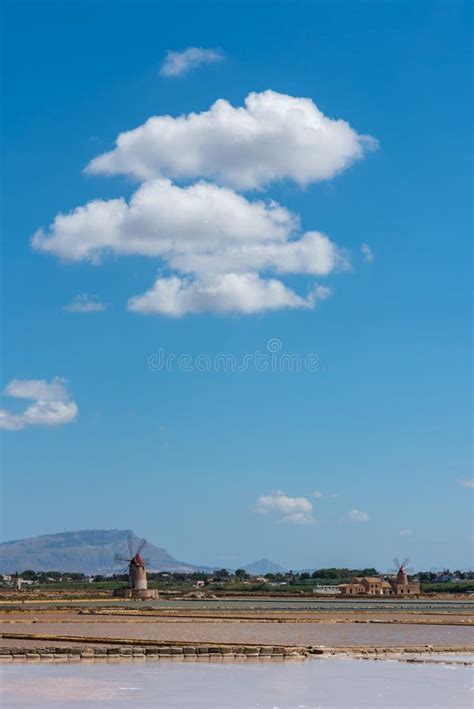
[399,529,413,536]
[32,179,297,264]
[33,178,344,316]
[458,479,474,489]
[33,90,375,317]
[85,90,377,189]
[128,274,330,317]
[347,509,369,523]
[313,490,338,499]
[160,47,224,78]
[4,379,69,401]
[171,232,346,277]
[0,378,78,431]
[63,293,107,313]
[361,243,374,262]
[256,491,315,525]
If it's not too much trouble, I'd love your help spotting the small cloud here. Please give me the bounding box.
[0,377,78,431]
[361,243,374,263]
[347,509,369,523]
[63,293,107,313]
[313,491,338,499]
[279,512,315,526]
[312,285,332,303]
[255,491,315,526]
[399,528,413,537]
[160,47,224,78]
[458,479,474,489]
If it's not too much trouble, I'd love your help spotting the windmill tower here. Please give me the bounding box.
[392,557,410,585]
[113,537,158,600]
[389,557,420,596]
[396,562,408,586]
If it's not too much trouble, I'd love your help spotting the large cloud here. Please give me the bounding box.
[86,90,377,189]
[33,178,345,316]
[32,179,344,274]
[33,90,375,316]
[32,179,296,263]
[0,378,78,431]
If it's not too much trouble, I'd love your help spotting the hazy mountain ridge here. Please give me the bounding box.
[242,558,287,575]
[0,530,204,575]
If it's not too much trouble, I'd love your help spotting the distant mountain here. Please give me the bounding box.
[0,530,205,575]
[243,558,287,575]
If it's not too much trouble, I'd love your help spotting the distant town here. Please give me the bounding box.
[2,566,473,596]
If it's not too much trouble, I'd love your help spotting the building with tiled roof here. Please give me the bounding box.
[338,566,420,596]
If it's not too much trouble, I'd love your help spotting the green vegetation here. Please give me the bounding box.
[2,567,472,594]
[420,581,474,594]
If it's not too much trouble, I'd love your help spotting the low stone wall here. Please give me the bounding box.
[1,643,473,663]
[0,644,308,661]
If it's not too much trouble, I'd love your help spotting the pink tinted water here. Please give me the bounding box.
[1,657,472,708]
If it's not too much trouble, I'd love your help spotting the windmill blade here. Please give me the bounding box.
[137,538,147,555]
[115,565,129,576]
[127,536,134,557]
[136,538,147,555]
[401,557,410,568]
[393,557,401,569]
[114,554,131,563]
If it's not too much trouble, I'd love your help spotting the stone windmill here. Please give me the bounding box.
[113,537,158,600]
[392,557,411,585]
[389,557,420,595]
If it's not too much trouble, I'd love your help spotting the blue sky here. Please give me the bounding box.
[1,0,472,570]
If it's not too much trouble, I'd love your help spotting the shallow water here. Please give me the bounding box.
[3,618,471,647]
[8,598,474,613]
[1,658,473,708]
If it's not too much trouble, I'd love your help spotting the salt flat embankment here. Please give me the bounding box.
[0,597,472,657]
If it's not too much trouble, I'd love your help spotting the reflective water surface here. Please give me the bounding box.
[1,657,472,708]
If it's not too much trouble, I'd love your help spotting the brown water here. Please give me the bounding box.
[2,620,473,647]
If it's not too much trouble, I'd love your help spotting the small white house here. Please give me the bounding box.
[313,585,341,595]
